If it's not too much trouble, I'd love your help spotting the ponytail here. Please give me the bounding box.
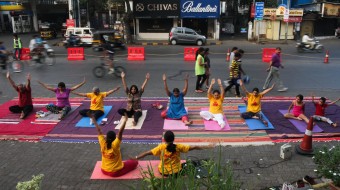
[106,139,113,149]
[105,131,116,149]
[166,142,177,153]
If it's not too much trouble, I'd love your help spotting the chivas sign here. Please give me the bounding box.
[134,0,180,18]
[180,0,220,18]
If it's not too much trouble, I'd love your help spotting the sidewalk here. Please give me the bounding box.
[0,140,335,190]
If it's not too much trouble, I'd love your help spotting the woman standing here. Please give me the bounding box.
[161,73,192,125]
[38,78,86,120]
[118,72,150,126]
[195,47,206,93]
[204,48,211,89]
[200,78,226,128]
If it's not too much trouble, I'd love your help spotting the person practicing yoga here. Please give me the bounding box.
[38,78,86,120]
[135,130,213,176]
[72,86,120,123]
[118,72,149,126]
[7,72,33,119]
[239,80,274,126]
[284,94,309,124]
[91,114,138,177]
[161,73,192,125]
[312,95,340,127]
[200,78,226,128]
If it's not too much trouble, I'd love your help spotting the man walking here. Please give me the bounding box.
[13,34,22,60]
[262,47,288,92]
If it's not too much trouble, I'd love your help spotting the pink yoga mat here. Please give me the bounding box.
[278,110,323,133]
[163,119,188,130]
[201,108,231,131]
[91,160,184,180]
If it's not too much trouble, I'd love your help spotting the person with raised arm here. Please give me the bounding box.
[91,114,138,177]
[200,78,226,128]
[7,72,33,119]
[161,73,192,125]
[117,72,149,126]
[72,86,120,123]
[38,78,86,120]
[312,95,340,127]
[135,130,214,177]
[239,80,275,126]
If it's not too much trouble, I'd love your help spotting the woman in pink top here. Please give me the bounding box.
[284,94,309,123]
[38,78,86,120]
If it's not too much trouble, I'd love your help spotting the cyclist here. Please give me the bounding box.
[103,43,115,74]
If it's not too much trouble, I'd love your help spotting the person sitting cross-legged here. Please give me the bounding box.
[239,80,275,126]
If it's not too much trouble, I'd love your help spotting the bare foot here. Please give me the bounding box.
[132,121,137,126]
[20,112,25,119]
[184,121,193,125]
[332,123,337,128]
[296,117,303,121]
[263,120,268,127]
[252,116,259,119]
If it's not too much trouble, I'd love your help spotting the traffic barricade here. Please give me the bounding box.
[127,47,145,61]
[18,48,31,60]
[262,48,276,63]
[184,47,198,61]
[67,47,85,61]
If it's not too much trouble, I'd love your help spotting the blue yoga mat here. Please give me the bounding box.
[75,106,112,128]
[238,106,275,130]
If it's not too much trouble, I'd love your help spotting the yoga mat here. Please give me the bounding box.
[278,110,323,133]
[200,108,231,131]
[115,110,147,130]
[35,106,79,123]
[90,160,158,179]
[91,160,185,179]
[75,106,112,128]
[163,107,189,130]
[238,106,275,130]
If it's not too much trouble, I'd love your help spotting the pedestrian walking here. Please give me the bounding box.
[224,52,242,97]
[229,47,238,68]
[262,47,288,92]
[13,34,22,60]
[6,72,33,119]
[204,48,211,89]
[195,47,207,93]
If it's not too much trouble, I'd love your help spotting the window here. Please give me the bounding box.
[84,29,90,34]
[75,30,82,35]
[185,29,195,35]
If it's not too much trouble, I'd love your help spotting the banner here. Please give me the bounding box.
[180,0,220,18]
[322,3,340,17]
[134,0,180,18]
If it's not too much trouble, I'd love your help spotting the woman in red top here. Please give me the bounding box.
[312,95,340,127]
[6,72,33,119]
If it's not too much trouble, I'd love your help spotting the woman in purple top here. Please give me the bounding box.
[38,78,86,120]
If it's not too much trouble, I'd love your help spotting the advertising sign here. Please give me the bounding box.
[66,19,75,28]
[134,0,180,18]
[284,8,289,22]
[180,0,220,18]
[322,3,340,17]
[255,2,264,20]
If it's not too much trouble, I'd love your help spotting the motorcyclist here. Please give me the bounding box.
[302,34,315,49]
[68,34,80,46]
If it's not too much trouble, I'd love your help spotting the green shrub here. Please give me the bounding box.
[16,174,44,190]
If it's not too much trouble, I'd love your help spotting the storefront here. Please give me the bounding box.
[133,0,180,40]
[318,3,339,36]
[133,0,220,40]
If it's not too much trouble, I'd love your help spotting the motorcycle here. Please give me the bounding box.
[30,42,55,66]
[64,34,81,47]
[296,39,324,53]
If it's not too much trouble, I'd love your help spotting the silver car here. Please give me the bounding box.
[169,27,206,46]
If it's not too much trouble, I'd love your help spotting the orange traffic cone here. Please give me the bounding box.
[226,48,230,62]
[324,50,329,64]
[296,117,314,155]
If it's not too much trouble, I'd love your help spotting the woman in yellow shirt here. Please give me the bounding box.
[200,78,226,128]
[135,130,213,176]
[91,114,138,177]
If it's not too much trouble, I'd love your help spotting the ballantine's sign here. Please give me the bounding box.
[182,1,217,13]
[180,0,220,18]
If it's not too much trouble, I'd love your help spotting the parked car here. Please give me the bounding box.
[169,27,206,46]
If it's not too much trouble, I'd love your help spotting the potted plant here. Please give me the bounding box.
[313,145,340,190]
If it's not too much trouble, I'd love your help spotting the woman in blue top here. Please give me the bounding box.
[161,73,192,125]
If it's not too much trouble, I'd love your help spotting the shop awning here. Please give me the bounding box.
[0,5,24,11]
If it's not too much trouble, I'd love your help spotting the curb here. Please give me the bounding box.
[135,41,223,46]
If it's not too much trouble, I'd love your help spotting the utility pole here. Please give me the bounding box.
[285,0,290,43]
[68,0,73,19]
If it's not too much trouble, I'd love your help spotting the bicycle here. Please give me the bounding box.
[92,50,126,78]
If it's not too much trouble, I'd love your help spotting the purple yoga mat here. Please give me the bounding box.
[201,108,231,131]
[278,110,323,133]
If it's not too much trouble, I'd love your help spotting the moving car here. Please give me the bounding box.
[169,27,206,46]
